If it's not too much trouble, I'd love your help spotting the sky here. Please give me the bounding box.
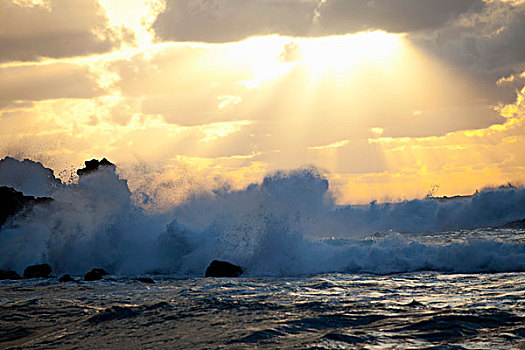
[0,0,524,204]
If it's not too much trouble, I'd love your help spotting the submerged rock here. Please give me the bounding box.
[77,158,115,177]
[23,263,52,279]
[0,186,53,229]
[0,269,22,280]
[205,260,243,278]
[58,274,75,283]
[406,299,426,308]
[84,268,109,281]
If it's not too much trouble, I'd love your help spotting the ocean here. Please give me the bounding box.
[1,264,524,349]
[0,157,524,349]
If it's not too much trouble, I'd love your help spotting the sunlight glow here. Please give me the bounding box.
[98,0,165,47]
[226,31,402,89]
[297,31,403,72]
[228,36,297,88]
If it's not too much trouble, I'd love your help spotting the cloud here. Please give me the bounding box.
[408,0,525,95]
[153,0,317,43]
[106,37,509,154]
[0,0,129,62]
[308,140,350,150]
[109,45,259,125]
[153,0,483,43]
[0,62,103,105]
[355,85,525,201]
[319,0,484,34]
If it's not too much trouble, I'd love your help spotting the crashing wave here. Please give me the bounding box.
[0,157,524,276]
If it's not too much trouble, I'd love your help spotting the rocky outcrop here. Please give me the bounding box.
[84,268,109,281]
[0,186,53,229]
[0,269,22,280]
[496,218,525,229]
[205,260,243,277]
[58,274,75,283]
[23,263,52,279]
[77,158,115,177]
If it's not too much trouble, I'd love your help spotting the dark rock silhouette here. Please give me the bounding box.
[58,274,75,283]
[134,277,155,284]
[77,158,115,177]
[84,268,109,281]
[0,186,53,229]
[205,260,243,277]
[429,194,473,202]
[0,269,22,280]
[23,263,52,279]
[497,218,525,229]
[92,268,109,276]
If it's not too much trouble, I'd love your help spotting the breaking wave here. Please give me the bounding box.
[0,157,524,276]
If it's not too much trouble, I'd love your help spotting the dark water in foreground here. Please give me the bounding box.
[1,272,524,349]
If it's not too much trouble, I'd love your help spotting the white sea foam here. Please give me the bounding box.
[0,157,524,276]
[0,157,61,197]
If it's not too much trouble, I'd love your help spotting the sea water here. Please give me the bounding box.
[1,265,524,349]
[0,157,524,348]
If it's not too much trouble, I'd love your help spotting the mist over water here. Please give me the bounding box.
[0,157,524,276]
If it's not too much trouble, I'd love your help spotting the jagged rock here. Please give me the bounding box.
[77,158,114,177]
[0,186,53,229]
[84,268,109,281]
[205,260,243,278]
[23,263,52,279]
[0,269,22,280]
[134,277,155,284]
[58,274,75,283]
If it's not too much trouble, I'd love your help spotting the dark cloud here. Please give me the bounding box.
[0,63,104,105]
[153,0,317,43]
[318,0,484,34]
[153,0,483,43]
[0,0,128,62]
[408,1,525,95]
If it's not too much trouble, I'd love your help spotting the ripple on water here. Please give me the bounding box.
[0,272,524,349]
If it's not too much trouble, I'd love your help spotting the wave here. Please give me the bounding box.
[0,157,524,276]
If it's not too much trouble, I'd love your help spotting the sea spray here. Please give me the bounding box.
[0,157,524,276]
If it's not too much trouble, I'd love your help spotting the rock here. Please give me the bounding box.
[58,274,75,283]
[77,158,115,177]
[84,270,103,281]
[205,260,243,278]
[23,263,52,279]
[496,218,525,229]
[92,268,109,276]
[0,186,53,229]
[0,269,22,280]
[134,277,155,284]
[429,194,473,202]
[406,299,426,308]
[84,268,109,281]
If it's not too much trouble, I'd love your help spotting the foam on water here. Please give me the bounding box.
[0,157,524,276]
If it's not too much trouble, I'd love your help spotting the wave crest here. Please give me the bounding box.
[0,157,524,276]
